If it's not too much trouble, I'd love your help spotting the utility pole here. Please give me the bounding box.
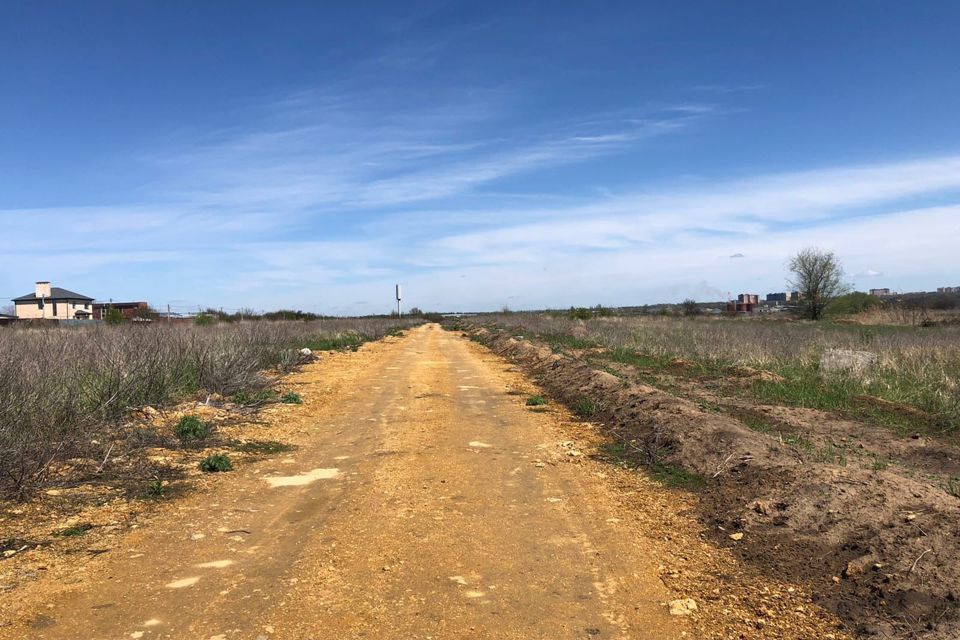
[395,284,402,318]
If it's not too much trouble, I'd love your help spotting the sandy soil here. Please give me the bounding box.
[0,325,849,639]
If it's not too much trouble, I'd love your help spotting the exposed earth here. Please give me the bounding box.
[0,325,851,639]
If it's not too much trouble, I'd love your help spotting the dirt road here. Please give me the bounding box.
[3,324,685,639]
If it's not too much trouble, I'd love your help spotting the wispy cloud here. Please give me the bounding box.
[2,83,958,313]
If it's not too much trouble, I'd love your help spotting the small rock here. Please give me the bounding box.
[729,532,744,541]
[668,598,698,616]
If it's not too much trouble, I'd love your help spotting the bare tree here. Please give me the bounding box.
[787,248,849,320]
[681,298,701,316]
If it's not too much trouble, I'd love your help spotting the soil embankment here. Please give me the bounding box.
[466,325,960,639]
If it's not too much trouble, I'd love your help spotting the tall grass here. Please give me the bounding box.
[0,318,418,498]
[476,313,960,431]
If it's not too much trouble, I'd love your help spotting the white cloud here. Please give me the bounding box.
[2,84,959,313]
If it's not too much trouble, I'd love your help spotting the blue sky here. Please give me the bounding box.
[2,2,959,314]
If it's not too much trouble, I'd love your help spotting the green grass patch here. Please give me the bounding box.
[229,440,295,455]
[199,454,233,473]
[54,523,93,537]
[526,395,548,406]
[539,333,601,351]
[174,415,210,442]
[145,479,166,497]
[300,333,366,351]
[947,477,960,499]
[781,433,815,453]
[572,397,603,418]
[650,463,706,489]
[232,389,276,406]
[739,413,777,434]
[812,444,849,466]
[749,366,958,439]
[280,391,303,404]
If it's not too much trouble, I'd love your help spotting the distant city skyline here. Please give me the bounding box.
[2,2,959,314]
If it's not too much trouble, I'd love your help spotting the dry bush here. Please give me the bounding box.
[0,318,419,499]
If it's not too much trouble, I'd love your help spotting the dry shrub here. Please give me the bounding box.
[0,318,419,499]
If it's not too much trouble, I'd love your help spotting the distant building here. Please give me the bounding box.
[766,292,787,302]
[937,286,959,294]
[93,301,151,321]
[869,288,892,297]
[789,291,803,302]
[12,281,94,320]
[727,293,759,313]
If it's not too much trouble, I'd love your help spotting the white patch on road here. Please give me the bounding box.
[196,559,234,569]
[165,576,200,589]
[265,468,340,487]
[465,590,486,598]
[449,575,468,585]
[468,441,492,448]
[458,385,479,390]
[334,455,350,460]
[143,619,160,626]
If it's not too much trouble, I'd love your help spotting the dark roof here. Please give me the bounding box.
[13,287,94,302]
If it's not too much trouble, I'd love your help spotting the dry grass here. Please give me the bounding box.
[0,318,418,499]
[473,313,960,433]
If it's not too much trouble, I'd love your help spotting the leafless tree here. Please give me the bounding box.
[787,248,849,320]
[681,299,701,316]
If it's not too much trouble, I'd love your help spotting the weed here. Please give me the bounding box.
[948,477,960,499]
[573,397,602,418]
[174,415,209,442]
[199,454,233,473]
[280,391,303,404]
[812,444,848,466]
[145,479,166,497]
[694,399,724,414]
[781,433,815,453]
[55,523,93,537]
[870,457,890,471]
[526,395,548,406]
[232,389,276,406]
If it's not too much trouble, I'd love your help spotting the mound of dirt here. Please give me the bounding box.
[468,327,960,639]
